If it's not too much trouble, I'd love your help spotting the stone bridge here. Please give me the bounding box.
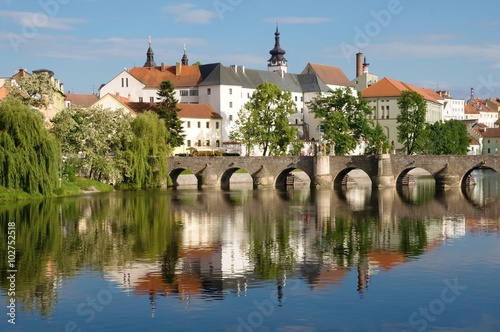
[167,154,500,190]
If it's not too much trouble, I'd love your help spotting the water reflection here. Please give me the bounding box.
[1,173,500,323]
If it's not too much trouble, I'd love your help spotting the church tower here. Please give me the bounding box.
[181,45,189,66]
[144,36,157,68]
[268,23,287,74]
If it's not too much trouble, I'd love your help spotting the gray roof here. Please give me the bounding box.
[199,63,329,94]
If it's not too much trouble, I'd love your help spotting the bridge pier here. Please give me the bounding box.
[314,155,333,189]
[434,164,461,189]
[197,164,218,188]
[253,165,274,189]
[372,154,395,188]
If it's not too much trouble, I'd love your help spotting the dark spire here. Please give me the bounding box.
[181,44,189,66]
[144,36,156,68]
[268,23,286,66]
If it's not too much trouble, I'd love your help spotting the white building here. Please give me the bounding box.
[97,27,354,154]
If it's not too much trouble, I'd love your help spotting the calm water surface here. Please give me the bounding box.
[1,170,500,332]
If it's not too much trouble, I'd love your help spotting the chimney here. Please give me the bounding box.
[241,66,245,74]
[175,62,182,76]
[356,52,363,78]
[161,63,166,72]
[230,65,238,73]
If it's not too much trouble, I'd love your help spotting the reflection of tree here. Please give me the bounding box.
[160,219,183,284]
[0,191,182,317]
[319,218,375,268]
[398,218,428,257]
[247,216,295,279]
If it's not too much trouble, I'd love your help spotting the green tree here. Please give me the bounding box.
[121,111,171,188]
[307,87,373,155]
[8,71,57,109]
[396,91,427,155]
[364,122,390,155]
[0,97,60,195]
[423,120,469,155]
[156,80,184,148]
[51,106,133,183]
[230,82,297,156]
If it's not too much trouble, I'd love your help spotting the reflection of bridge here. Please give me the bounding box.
[167,155,500,189]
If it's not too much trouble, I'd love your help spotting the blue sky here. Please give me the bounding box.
[1,0,500,99]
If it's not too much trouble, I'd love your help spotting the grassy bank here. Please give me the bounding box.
[0,177,114,202]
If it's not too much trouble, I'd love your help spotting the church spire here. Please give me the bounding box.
[144,36,157,68]
[268,23,287,73]
[181,44,189,66]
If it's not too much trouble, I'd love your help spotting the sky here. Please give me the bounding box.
[1,0,500,100]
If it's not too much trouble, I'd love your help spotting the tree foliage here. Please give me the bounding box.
[7,71,57,109]
[364,122,390,155]
[0,97,60,195]
[155,80,184,148]
[423,120,469,155]
[396,91,427,155]
[121,111,171,188]
[230,82,297,156]
[51,106,133,183]
[307,87,373,155]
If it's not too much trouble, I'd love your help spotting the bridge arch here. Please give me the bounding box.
[220,167,253,190]
[275,168,312,189]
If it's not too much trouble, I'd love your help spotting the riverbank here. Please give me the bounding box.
[0,178,113,202]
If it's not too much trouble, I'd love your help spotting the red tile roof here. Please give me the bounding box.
[301,63,353,87]
[0,86,8,100]
[128,65,201,88]
[362,77,440,103]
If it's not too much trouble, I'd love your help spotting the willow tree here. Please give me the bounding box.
[121,111,171,188]
[0,97,60,195]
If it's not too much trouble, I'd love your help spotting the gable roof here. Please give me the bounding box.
[65,93,98,108]
[362,77,440,103]
[471,126,500,138]
[127,65,202,88]
[301,63,353,87]
[198,63,344,93]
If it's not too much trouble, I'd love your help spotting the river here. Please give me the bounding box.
[1,170,500,331]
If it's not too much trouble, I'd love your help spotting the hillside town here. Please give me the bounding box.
[2,25,500,156]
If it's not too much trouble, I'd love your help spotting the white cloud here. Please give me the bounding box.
[0,10,86,30]
[264,17,332,24]
[163,3,217,24]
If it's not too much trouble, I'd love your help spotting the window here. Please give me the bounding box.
[381,106,385,111]
[295,96,298,102]
[229,102,233,108]
[121,77,129,88]
[229,88,233,95]
[190,90,198,96]
[216,140,220,147]
[150,97,154,102]
[197,122,201,128]
[206,140,210,146]
[139,97,143,103]
[229,115,233,121]
[187,140,191,147]
[216,122,219,129]
[247,93,250,98]
[180,90,189,96]
[197,140,202,147]
[206,122,210,129]
[301,97,304,102]
[207,88,211,95]
[187,121,191,128]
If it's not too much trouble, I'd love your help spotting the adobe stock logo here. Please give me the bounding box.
[8,0,72,53]
[213,0,243,20]
[340,0,408,63]
[408,278,467,331]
